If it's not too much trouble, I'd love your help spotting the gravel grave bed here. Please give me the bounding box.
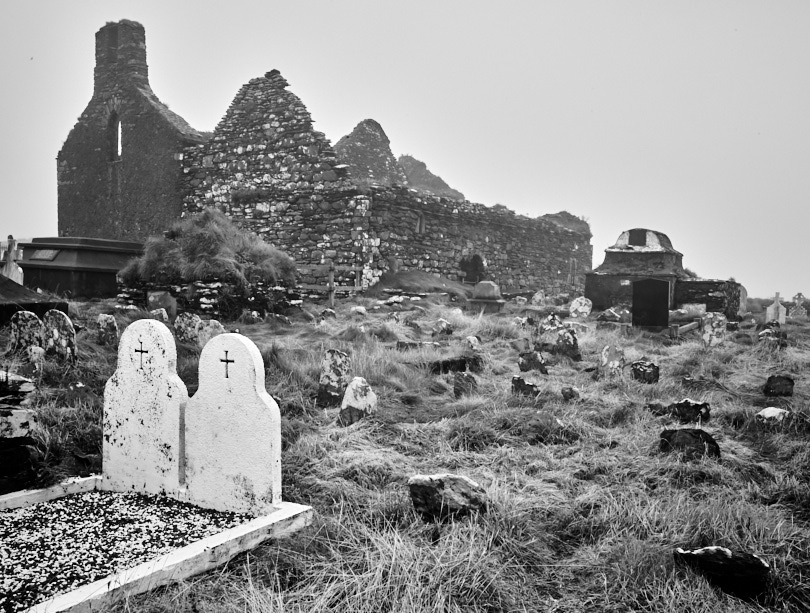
[0,490,252,612]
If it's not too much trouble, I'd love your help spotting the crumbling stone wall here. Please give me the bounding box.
[675,279,746,319]
[58,21,207,241]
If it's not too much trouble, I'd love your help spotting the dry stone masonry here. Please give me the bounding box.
[59,21,592,295]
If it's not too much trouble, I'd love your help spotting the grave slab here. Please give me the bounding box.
[185,333,281,514]
[103,319,187,496]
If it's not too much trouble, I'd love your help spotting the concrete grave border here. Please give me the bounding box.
[0,475,312,612]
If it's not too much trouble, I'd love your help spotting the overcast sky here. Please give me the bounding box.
[2,1,809,299]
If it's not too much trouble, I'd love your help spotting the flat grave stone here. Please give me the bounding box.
[185,333,281,514]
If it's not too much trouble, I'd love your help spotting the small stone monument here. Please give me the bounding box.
[599,345,625,378]
[317,348,351,406]
[454,372,478,398]
[555,327,581,361]
[789,293,806,319]
[569,296,593,318]
[43,309,77,361]
[337,376,377,426]
[630,358,659,383]
[518,350,548,374]
[9,311,44,355]
[0,235,24,285]
[185,333,281,514]
[96,314,119,347]
[174,312,203,344]
[103,319,188,495]
[147,290,177,320]
[765,293,787,325]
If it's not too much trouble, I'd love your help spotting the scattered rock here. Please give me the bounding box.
[763,374,794,397]
[350,306,367,317]
[540,313,565,333]
[337,377,377,426]
[454,372,478,398]
[429,354,483,375]
[758,326,787,349]
[530,290,545,306]
[651,399,710,423]
[174,312,203,344]
[464,336,482,354]
[659,428,720,461]
[561,386,580,401]
[43,309,77,362]
[512,375,542,398]
[599,345,625,378]
[630,358,659,384]
[597,306,632,323]
[674,546,770,597]
[9,311,44,355]
[755,406,791,426]
[518,351,548,374]
[514,296,528,306]
[149,308,169,323]
[320,308,337,320]
[432,319,453,337]
[555,328,581,361]
[407,473,487,522]
[701,312,727,348]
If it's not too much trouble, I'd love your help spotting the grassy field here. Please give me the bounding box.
[16,296,810,612]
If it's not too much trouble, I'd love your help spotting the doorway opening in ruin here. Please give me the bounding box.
[632,278,670,328]
[459,254,485,284]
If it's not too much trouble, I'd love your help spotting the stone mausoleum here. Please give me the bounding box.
[57,20,592,293]
[585,228,746,324]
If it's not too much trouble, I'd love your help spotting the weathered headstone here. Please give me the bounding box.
[569,296,593,318]
[599,345,625,378]
[9,311,44,355]
[43,309,77,361]
[556,328,581,361]
[174,312,203,344]
[103,319,188,495]
[337,376,377,426]
[666,399,711,423]
[454,372,478,398]
[765,293,787,325]
[185,333,281,514]
[788,304,807,319]
[149,308,169,323]
[196,319,225,347]
[597,306,632,323]
[317,349,351,406]
[147,291,177,320]
[530,290,545,306]
[407,473,487,522]
[701,313,727,348]
[96,314,119,347]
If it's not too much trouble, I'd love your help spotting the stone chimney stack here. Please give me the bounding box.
[93,20,149,93]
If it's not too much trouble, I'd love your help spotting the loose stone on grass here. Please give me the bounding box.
[407,473,487,522]
[659,428,721,461]
[763,374,794,397]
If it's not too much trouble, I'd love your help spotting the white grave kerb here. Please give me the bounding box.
[102,319,187,496]
[184,333,281,515]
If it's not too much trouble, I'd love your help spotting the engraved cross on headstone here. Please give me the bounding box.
[135,340,148,368]
[220,350,234,378]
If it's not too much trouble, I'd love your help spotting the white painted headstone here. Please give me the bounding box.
[103,319,188,496]
[185,333,281,514]
[765,293,787,325]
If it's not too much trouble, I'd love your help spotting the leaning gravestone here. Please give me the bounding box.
[185,333,281,514]
[337,376,378,426]
[765,293,787,325]
[96,313,119,347]
[43,309,77,361]
[9,310,44,355]
[317,348,351,406]
[103,319,188,495]
[196,319,226,347]
[174,312,203,344]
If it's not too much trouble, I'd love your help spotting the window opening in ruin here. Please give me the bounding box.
[628,229,646,246]
[415,213,426,234]
[108,111,121,161]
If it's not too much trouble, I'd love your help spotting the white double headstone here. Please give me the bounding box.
[766,293,787,325]
[184,333,281,514]
[102,319,187,495]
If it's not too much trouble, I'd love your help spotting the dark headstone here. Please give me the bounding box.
[659,428,720,461]
[763,375,794,397]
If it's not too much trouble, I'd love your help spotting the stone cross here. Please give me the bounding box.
[184,333,281,514]
[102,319,188,496]
[1,236,24,285]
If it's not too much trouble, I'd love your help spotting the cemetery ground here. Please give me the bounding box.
[4,293,810,612]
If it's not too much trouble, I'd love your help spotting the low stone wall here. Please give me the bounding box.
[674,279,746,319]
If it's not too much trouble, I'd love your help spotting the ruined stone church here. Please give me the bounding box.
[58,20,592,291]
